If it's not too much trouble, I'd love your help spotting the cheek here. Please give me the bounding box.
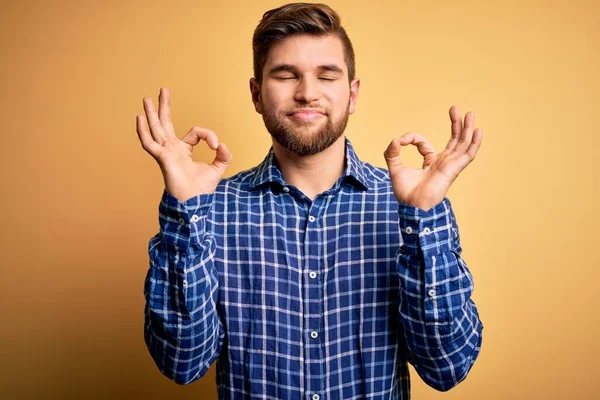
[325,85,350,103]
[329,88,351,113]
[261,89,286,111]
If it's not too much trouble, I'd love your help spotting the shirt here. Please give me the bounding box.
[143,138,483,399]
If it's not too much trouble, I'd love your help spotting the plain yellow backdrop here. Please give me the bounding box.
[1,0,598,398]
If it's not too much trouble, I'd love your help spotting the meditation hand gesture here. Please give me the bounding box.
[384,106,483,211]
[136,88,232,202]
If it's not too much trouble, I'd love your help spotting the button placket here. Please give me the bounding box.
[304,200,325,397]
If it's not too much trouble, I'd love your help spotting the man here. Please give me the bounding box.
[137,3,483,399]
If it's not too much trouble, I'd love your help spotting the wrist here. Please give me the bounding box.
[164,181,203,203]
[401,198,442,213]
[408,202,434,212]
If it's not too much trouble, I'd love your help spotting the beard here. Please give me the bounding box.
[261,100,350,156]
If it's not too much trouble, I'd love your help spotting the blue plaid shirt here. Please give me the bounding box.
[144,138,483,399]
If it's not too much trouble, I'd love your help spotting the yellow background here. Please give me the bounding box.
[1,0,598,398]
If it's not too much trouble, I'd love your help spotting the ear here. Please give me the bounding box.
[348,78,360,115]
[249,77,262,114]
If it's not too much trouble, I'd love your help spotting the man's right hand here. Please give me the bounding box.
[136,87,233,202]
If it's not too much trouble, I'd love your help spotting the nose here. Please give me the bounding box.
[294,76,320,104]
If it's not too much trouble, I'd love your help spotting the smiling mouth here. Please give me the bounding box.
[288,110,326,122]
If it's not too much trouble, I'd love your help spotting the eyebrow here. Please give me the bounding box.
[268,64,344,75]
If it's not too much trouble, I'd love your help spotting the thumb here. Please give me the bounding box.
[384,138,403,171]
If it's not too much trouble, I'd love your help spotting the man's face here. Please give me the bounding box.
[250,34,360,156]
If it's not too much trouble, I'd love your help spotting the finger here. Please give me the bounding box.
[181,126,219,149]
[158,87,176,138]
[455,111,475,153]
[445,105,463,151]
[383,138,403,170]
[212,142,233,169]
[136,115,163,157]
[400,132,436,159]
[465,128,483,160]
[143,96,167,144]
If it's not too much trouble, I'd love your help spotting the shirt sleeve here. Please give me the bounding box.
[143,189,225,385]
[396,197,484,392]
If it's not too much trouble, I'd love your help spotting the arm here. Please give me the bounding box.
[382,106,485,391]
[396,198,483,391]
[136,87,233,384]
[143,190,224,385]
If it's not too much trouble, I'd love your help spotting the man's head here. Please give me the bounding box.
[250,3,360,156]
[252,3,356,85]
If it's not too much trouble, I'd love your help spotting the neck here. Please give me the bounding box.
[272,135,346,200]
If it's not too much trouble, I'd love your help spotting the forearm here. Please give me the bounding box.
[143,190,224,385]
[396,198,483,391]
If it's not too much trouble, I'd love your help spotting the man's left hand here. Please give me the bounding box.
[384,106,483,212]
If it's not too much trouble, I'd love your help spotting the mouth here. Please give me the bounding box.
[287,109,326,122]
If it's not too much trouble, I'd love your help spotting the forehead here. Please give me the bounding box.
[264,34,347,73]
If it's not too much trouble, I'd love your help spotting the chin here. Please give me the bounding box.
[287,118,327,132]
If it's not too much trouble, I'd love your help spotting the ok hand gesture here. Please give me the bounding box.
[384,106,482,211]
[136,88,232,202]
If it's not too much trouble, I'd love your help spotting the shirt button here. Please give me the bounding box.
[308,216,316,223]
[405,226,413,234]
[312,394,320,400]
[423,227,431,235]
[283,187,290,193]
[310,331,318,339]
[428,289,436,297]
[178,218,185,226]
[309,271,317,279]
[190,215,200,223]
[183,279,188,286]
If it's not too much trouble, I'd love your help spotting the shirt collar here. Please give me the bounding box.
[249,137,370,191]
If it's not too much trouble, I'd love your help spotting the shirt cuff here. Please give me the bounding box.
[158,189,214,249]
[398,197,458,257]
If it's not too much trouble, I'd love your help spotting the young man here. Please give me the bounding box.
[137,3,484,399]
